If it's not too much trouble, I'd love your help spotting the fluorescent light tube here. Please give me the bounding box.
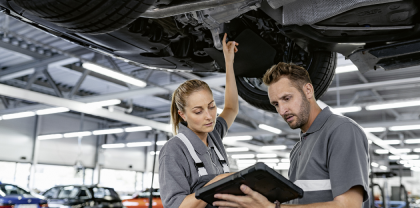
[371,162,379,167]
[87,99,121,107]
[374,149,389,154]
[232,154,255,159]
[83,63,147,87]
[366,100,420,111]
[382,140,401,145]
[2,111,36,120]
[125,126,152,132]
[236,159,256,163]
[157,141,167,146]
[257,159,280,163]
[414,148,420,153]
[401,155,420,160]
[335,65,358,74]
[405,139,420,144]
[224,136,253,141]
[38,134,63,140]
[389,125,420,131]
[226,147,249,152]
[93,128,124,135]
[150,151,160,155]
[126,142,152,147]
[274,163,290,170]
[259,124,282,134]
[261,145,287,150]
[281,158,290,163]
[364,127,386,132]
[388,155,400,160]
[102,143,125,148]
[390,149,411,154]
[256,154,278,158]
[333,106,362,113]
[36,107,69,115]
[379,165,387,170]
[64,131,92,138]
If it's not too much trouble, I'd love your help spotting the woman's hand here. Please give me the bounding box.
[223,33,239,65]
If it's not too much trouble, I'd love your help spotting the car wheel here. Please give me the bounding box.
[236,51,337,113]
[14,0,157,34]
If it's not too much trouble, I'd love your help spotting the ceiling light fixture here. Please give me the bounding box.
[274,162,291,170]
[333,106,362,113]
[93,128,124,135]
[157,141,167,146]
[363,127,386,133]
[261,145,287,150]
[366,100,420,111]
[36,107,70,115]
[224,136,253,141]
[389,125,420,131]
[256,154,278,158]
[64,131,92,138]
[374,149,389,154]
[124,126,152,132]
[231,154,255,159]
[382,140,401,145]
[226,147,249,152]
[126,142,152,147]
[405,139,420,144]
[2,111,36,120]
[335,65,358,74]
[371,162,379,167]
[281,158,290,163]
[258,124,282,134]
[379,165,388,170]
[257,159,280,163]
[102,143,125,148]
[38,134,63,140]
[82,63,147,87]
[390,149,411,154]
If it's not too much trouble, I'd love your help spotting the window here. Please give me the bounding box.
[0,184,29,196]
[100,169,136,193]
[57,186,81,199]
[92,188,119,200]
[43,187,60,199]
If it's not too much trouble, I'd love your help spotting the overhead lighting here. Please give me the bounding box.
[232,154,255,159]
[38,134,63,140]
[157,141,167,146]
[102,143,125,148]
[382,140,401,145]
[414,148,420,153]
[389,125,420,131]
[2,111,36,120]
[333,106,362,113]
[389,155,400,160]
[217,108,223,114]
[226,147,249,152]
[83,63,147,87]
[366,100,420,111]
[64,131,92,138]
[364,127,386,133]
[86,99,121,108]
[125,126,152,132]
[401,155,420,160]
[126,142,152,147]
[404,164,413,168]
[150,151,160,155]
[224,136,253,141]
[371,162,379,167]
[93,128,124,135]
[256,154,278,158]
[375,149,389,154]
[379,165,388,170]
[259,124,282,134]
[411,167,420,172]
[405,139,420,144]
[390,149,411,154]
[236,159,256,164]
[257,159,280,163]
[261,145,287,150]
[274,163,290,170]
[36,107,70,115]
[335,65,358,74]
[281,158,290,163]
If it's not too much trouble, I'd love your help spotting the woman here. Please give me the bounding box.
[159,34,239,208]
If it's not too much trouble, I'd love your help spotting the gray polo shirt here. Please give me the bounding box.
[288,107,369,206]
[159,117,229,208]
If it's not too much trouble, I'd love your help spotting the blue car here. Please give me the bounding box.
[0,182,48,208]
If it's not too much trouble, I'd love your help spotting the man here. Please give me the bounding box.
[213,62,369,208]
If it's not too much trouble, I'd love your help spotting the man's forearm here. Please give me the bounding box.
[281,201,344,208]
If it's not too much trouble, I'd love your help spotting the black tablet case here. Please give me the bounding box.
[195,162,304,204]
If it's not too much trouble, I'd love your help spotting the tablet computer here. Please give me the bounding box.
[195,162,303,204]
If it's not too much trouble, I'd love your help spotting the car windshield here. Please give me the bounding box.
[0,184,30,196]
[57,186,81,199]
[92,188,119,200]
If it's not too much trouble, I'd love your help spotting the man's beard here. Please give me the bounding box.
[285,93,310,129]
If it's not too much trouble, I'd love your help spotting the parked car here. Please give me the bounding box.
[0,182,48,208]
[1,0,419,112]
[122,189,163,208]
[42,185,123,208]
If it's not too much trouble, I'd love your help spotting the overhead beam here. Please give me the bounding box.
[0,41,47,60]
[0,84,171,132]
[327,76,420,93]
[43,69,64,97]
[0,55,69,78]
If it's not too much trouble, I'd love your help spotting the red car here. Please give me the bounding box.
[122,189,163,208]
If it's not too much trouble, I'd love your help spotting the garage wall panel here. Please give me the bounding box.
[0,117,35,162]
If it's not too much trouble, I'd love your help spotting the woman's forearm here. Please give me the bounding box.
[224,62,239,113]
[179,193,208,208]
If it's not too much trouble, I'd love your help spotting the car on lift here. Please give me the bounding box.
[122,189,163,208]
[0,0,419,112]
[42,185,123,208]
[0,182,49,208]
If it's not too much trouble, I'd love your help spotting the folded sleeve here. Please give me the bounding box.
[327,122,369,202]
[214,116,228,139]
[159,155,191,208]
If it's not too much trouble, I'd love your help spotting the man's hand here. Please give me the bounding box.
[213,184,274,208]
[222,33,238,65]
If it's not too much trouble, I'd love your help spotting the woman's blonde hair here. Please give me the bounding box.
[171,79,213,135]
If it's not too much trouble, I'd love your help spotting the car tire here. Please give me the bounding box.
[13,0,156,34]
[236,51,337,113]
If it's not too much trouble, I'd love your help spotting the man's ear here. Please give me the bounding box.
[303,83,314,100]
[178,110,186,122]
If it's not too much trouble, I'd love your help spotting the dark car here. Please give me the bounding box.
[42,185,123,208]
[0,182,48,208]
[1,0,419,112]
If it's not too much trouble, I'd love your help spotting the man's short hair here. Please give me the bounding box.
[262,62,312,91]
